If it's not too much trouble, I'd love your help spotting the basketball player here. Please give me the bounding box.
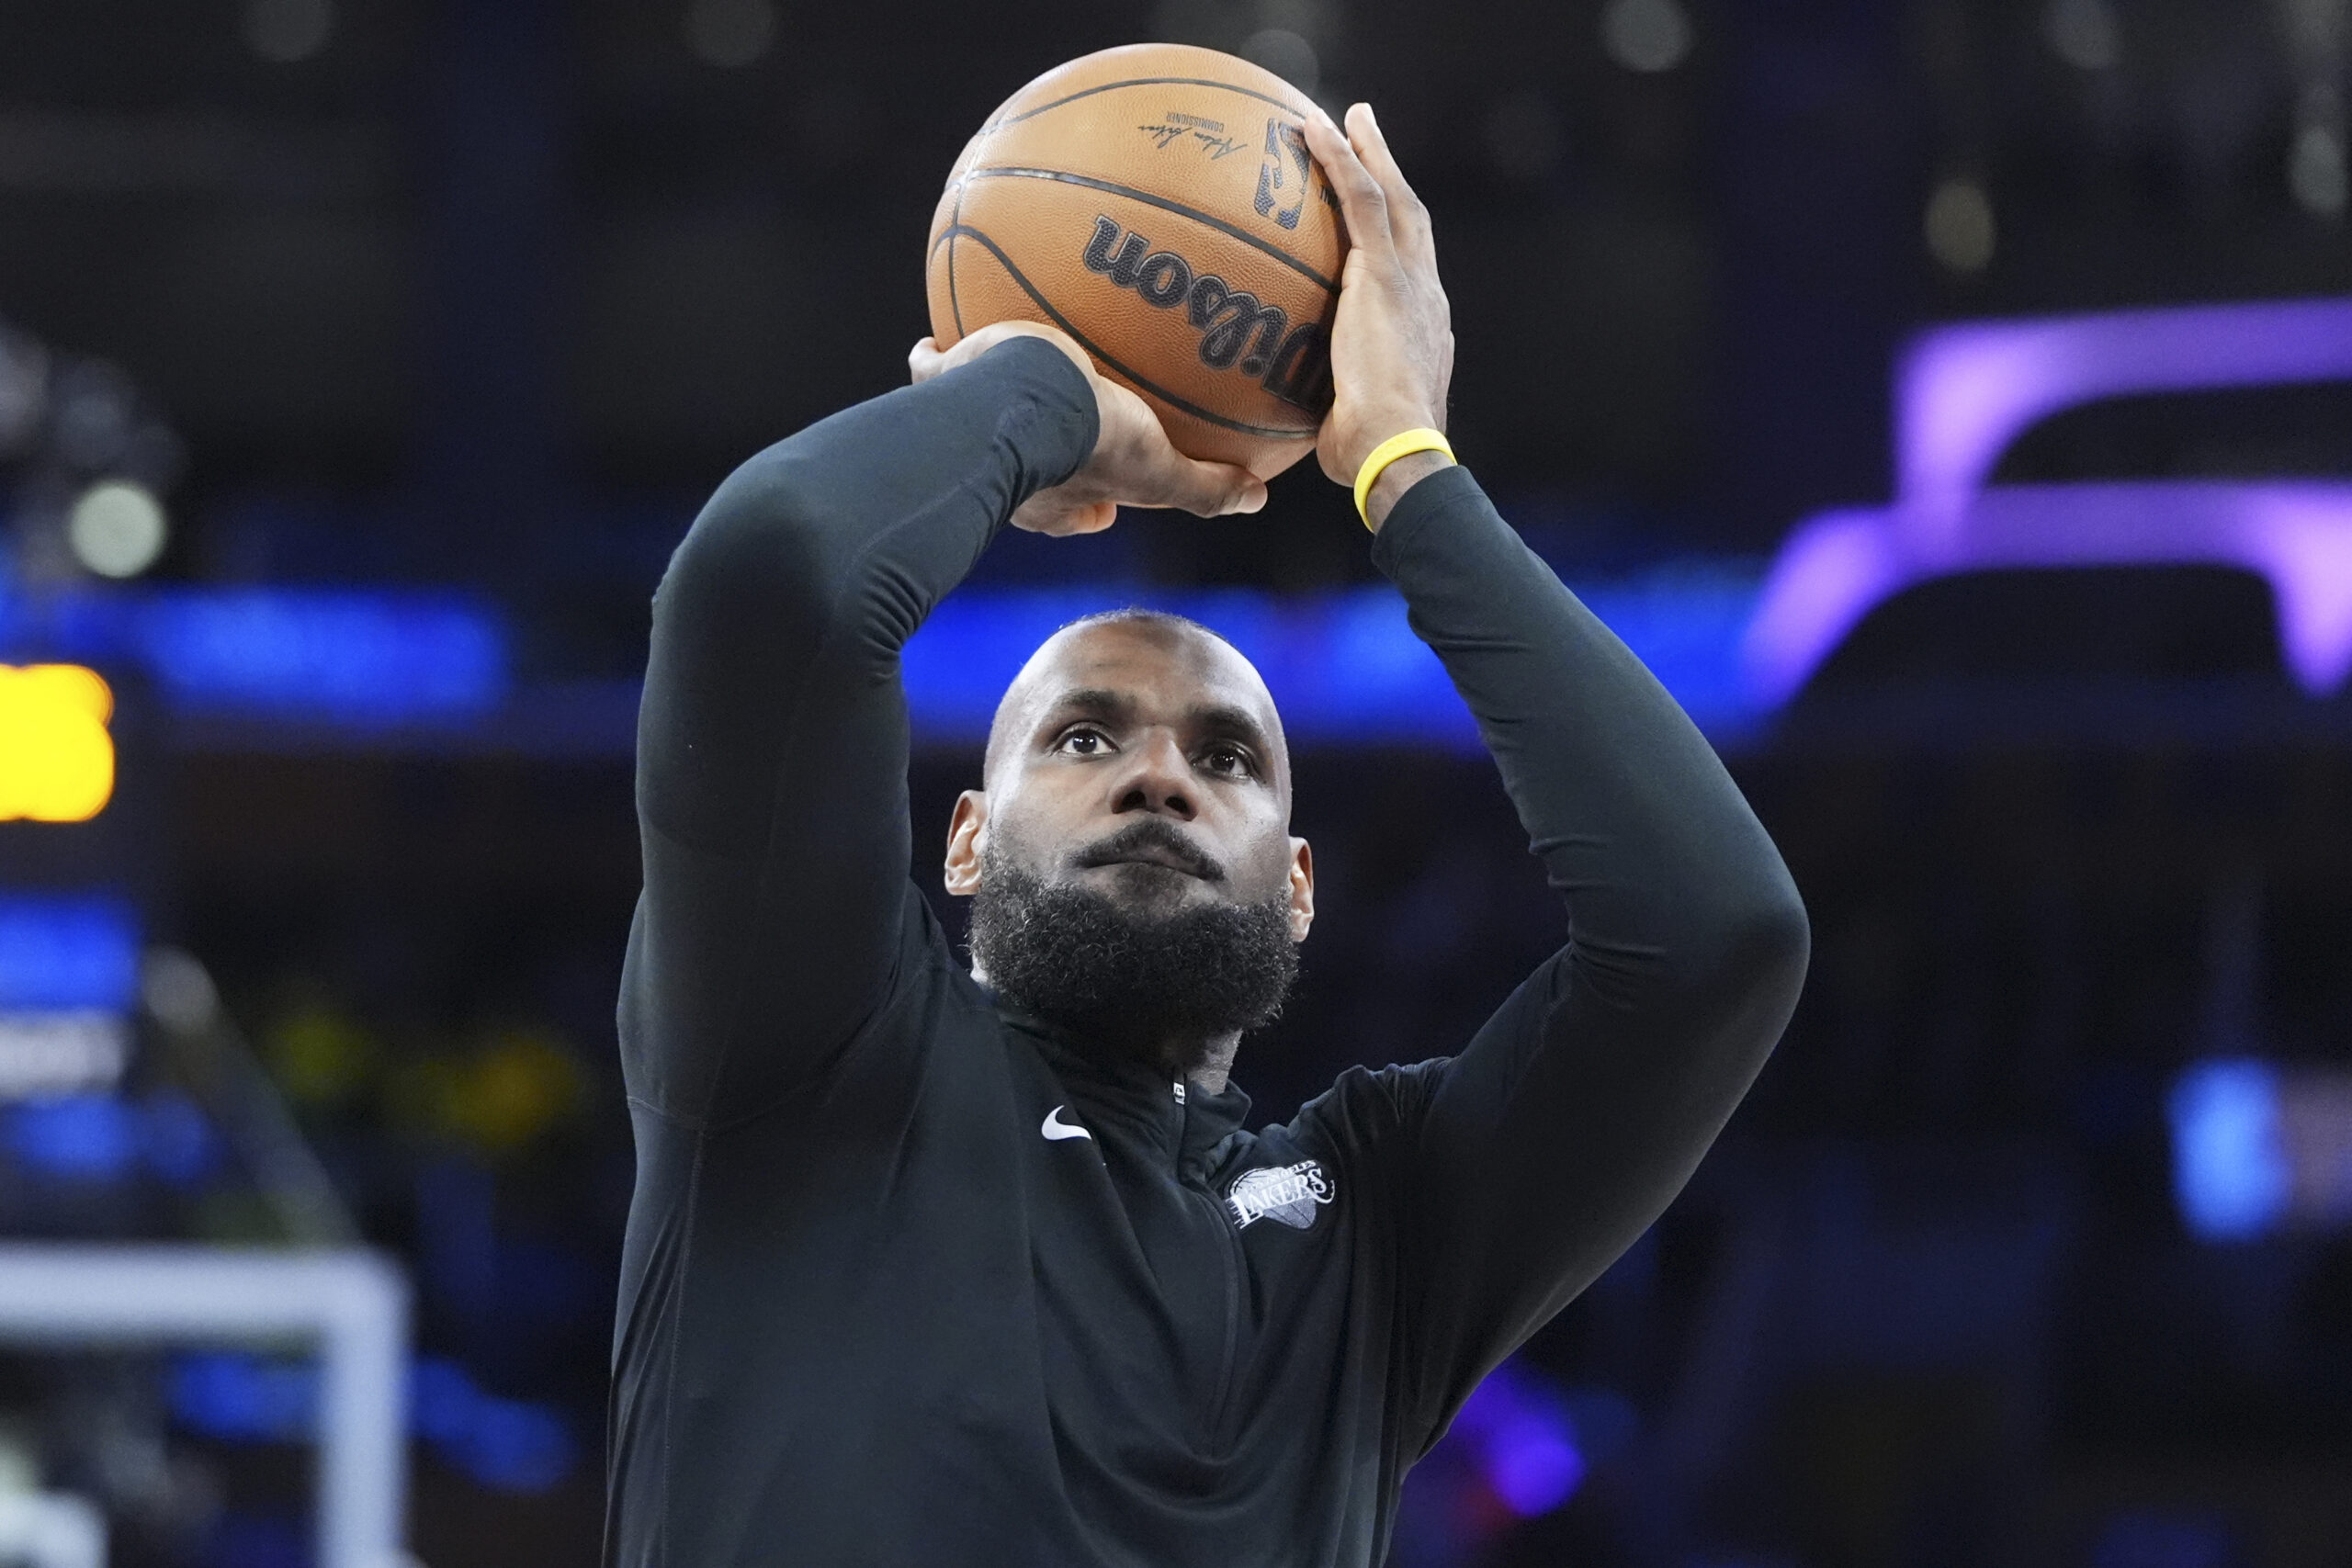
[605,104,1807,1566]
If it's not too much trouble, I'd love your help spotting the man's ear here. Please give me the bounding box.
[1286,837,1315,942]
[944,790,989,897]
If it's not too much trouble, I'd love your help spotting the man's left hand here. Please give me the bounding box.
[910,322,1268,536]
[1304,104,1455,531]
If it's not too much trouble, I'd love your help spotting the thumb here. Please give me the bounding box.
[1154,456,1269,517]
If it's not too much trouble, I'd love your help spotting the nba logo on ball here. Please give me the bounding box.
[926,43,1348,480]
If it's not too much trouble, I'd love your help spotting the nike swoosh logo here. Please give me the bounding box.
[1041,1105,1093,1142]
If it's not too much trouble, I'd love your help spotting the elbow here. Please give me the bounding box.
[654,455,842,643]
[1690,858,1811,1037]
[1735,868,1811,1001]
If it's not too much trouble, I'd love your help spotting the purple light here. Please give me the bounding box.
[1898,297,2352,545]
[1747,291,2352,707]
[2251,493,2352,693]
[1744,481,2352,705]
[1742,511,1909,708]
[1447,1360,1589,1518]
[1486,1415,1585,1516]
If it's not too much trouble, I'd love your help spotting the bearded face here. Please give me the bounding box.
[945,615,1313,1079]
[967,822,1299,1076]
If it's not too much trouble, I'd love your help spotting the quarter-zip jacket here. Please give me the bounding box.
[605,339,1810,1566]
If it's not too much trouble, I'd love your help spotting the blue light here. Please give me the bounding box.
[140,1092,222,1187]
[2168,1058,2290,1242]
[165,1349,578,1494]
[409,1356,478,1445]
[3,1091,223,1185]
[133,589,505,724]
[6,558,1757,744]
[169,1350,317,1441]
[1571,563,1762,729]
[455,1393,578,1494]
[0,894,141,1010]
[1,581,507,725]
[903,566,1764,748]
[2091,1506,2240,1568]
[6,1093,139,1180]
[203,1511,311,1568]
[6,558,1762,743]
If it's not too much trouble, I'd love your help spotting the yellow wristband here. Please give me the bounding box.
[1352,428,1455,527]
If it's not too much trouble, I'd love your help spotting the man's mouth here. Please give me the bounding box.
[1075,824,1224,882]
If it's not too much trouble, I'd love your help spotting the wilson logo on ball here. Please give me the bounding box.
[1080,215,1333,414]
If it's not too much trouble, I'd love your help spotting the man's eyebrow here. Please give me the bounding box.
[1192,703,1274,753]
[1034,688,1135,732]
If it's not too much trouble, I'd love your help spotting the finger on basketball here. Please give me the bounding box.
[1154,455,1268,519]
[1348,105,1436,276]
[909,337,946,384]
[1305,112,1392,259]
[1012,494,1117,536]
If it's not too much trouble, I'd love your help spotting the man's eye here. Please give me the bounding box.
[1056,728,1109,755]
[1202,745,1254,778]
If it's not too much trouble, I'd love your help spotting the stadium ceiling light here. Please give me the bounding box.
[65,479,166,580]
[241,0,334,63]
[1925,178,1996,274]
[684,0,775,69]
[2290,122,2347,220]
[2043,0,2120,72]
[1600,0,1694,73]
[1240,29,1319,95]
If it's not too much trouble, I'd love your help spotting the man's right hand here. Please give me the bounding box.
[910,322,1268,536]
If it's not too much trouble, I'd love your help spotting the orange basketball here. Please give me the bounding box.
[926,44,1346,479]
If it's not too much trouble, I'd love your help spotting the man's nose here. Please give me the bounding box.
[1109,729,1196,820]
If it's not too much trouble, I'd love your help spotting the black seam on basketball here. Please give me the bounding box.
[929,222,1317,441]
[947,183,967,336]
[961,165,1338,294]
[986,76,1306,131]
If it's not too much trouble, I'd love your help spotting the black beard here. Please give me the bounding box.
[967,848,1298,1077]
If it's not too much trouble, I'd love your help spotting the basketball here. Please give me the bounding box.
[926,43,1347,479]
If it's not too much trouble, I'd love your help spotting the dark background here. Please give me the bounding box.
[2,0,2350,1564]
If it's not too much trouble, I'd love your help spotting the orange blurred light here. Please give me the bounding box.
[0,665,116,822]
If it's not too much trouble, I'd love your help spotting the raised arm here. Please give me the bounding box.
[1299,107,1809,1437]
[1373,467,1807,1427]
[620,326,1266,1124]
[621,337,1096,1122]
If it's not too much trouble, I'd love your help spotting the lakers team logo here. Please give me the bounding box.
[1226,1160,1335,1231]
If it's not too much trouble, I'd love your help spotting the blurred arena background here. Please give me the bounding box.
[2,0,2350,1564]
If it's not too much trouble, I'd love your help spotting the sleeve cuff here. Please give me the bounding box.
[975,334,1101,491]
[1367,463,1491,576]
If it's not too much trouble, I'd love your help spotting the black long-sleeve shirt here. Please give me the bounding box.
[605,338,1808,1567]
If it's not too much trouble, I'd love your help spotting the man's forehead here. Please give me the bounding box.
[1035,621,1264,698]
[989,620,1284,764]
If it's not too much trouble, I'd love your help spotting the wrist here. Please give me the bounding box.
[1344,410,1445,478]
[1363,449,1453,532]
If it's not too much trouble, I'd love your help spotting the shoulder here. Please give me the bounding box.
[1269,1058,1453,1169]
[699,886,992,1131]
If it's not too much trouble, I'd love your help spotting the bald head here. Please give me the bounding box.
[982,611,1290,807]
[943,607,1315,1063]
